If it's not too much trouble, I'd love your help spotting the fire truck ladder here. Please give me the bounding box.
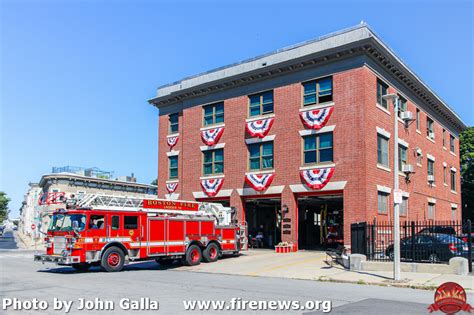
[77,194,145,210]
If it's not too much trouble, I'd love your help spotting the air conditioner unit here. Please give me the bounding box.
[400,111,413,121]
[427,175,435,183]
[402,164,414,173]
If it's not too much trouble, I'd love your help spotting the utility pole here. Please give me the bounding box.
[383,93,401,281]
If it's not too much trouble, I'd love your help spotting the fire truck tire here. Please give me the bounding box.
[182,244,202,266]
[72,263,90,272]
[203,243,220,263]
[101,246,125,272]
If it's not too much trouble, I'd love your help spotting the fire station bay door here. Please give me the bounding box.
[297,195,343,249]
[245,198,281,248]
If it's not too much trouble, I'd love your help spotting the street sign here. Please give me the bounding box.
[393,189,403,204]
[31,224,36,230]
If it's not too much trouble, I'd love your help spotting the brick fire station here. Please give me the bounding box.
[148,24,466,249]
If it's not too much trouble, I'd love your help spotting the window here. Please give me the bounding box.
[443,165,447,184]
[203,102,224,126]
[378,192,389,214]
[427,159,434,178]
[442,129,446,147]
[416,150,423,166]
[302,77,333,106]
[203,149,224,175]
[400,197,408,216]
[303,133,333,165]
[124,216,138,229]
[249,91,273,117]
[248,142,274,170]
[397,95,407,118]
[416,108,420,130]
[376,79,388,109]
[169,156,178,179]
[111,216,120,230]
[426,117,434,140]
[89,215,105,229]
[451,207,456,220]
[169,113,179,133]
[398,145,407,172]
[377,135,389,167]
[428,203,435,219]
[450,170,456,191]
[450,135,455,153]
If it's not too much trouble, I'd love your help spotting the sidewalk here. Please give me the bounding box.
[14,231,45,250]
[177,249,473,291]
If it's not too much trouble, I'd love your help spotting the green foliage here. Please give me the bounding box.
[0,192,10,222]
[460,127,474,221]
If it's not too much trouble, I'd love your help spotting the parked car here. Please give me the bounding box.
[385,233,469,263]
[417,226,456,235]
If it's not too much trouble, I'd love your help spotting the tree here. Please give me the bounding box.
[460,127,474,221]
[151,179,157,186]
[0,192,11,222]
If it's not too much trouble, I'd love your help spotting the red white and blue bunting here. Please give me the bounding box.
[299,107,334,130]
[166,182,178,193]
[167,135,179,148]
[200,178,224,197]
[245,173,275,192]
[300,167,335,190]
[246,117,275,138]
[201,128,224,146]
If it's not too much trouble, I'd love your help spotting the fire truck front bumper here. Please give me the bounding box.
[34,254,81,265]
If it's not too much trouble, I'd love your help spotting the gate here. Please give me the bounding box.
[350,222,367,255]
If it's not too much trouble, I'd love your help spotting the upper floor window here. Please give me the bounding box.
[203,149,224,175]
[400,197,408,216]
[376,79,389,109]
[442,129,446,147]
[398,145,407,172]
[248,142,273,170]
[203,102,224,126]
[303,133,333,165]
[302,77,333,106]
[169,113,179,133]
[397,95,407,118]
[428,203,435,220]
[168,156,178,179]
[427,159,434,177]
[377,134,389,167]
[450,170,456,192]
[449,135,455,153]
[443,165,447,184]
[249,91,273,117]
[416,108,420,130]
[426,117,435,140]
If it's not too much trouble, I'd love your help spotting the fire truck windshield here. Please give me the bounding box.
[48,214,86,232]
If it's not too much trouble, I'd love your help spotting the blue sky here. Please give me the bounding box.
[1,0,472,217]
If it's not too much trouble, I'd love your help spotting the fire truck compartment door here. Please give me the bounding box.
[147,219,166,255]
[166,220,186,254]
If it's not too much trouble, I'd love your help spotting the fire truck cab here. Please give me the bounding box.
[34,194,246,272]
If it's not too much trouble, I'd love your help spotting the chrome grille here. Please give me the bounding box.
[53,237,66,255]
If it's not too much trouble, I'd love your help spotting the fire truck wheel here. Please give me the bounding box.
[72,263,90,272]
[101,246,125,272]
[182,244,202,266]
[203,243,220,263]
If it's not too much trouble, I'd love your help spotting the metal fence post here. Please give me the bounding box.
[411,221,415,262]
[468,219,472,273]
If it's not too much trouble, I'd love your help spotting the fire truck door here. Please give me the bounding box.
[166,220,185,254]
[87,214,107,250]
[123,215,140,245]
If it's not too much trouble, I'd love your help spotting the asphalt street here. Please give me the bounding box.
[0,230,469,314]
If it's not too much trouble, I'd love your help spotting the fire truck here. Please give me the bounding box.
[34,193,247,272]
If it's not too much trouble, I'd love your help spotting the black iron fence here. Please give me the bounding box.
[351,220,472,272]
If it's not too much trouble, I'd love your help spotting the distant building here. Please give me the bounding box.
[20,166,157,236]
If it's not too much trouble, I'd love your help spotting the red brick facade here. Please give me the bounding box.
[156,65,461,247]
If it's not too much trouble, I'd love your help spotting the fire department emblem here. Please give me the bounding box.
[299,106,333,129]
[129,230,134,236]
[201,127,224,146]
[428,282,472,314]
[246,117,275,138]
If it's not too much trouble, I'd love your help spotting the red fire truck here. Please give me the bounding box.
[34,193,247,272]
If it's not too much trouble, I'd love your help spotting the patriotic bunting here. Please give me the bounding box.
[246,117,275,138]
[200,178,224,197]
[201,127,224,146]
[166,182,178,193]
[300,167,335,190]
[167,135,179,148]
[245,173,275,191]
[299,107,333,129]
